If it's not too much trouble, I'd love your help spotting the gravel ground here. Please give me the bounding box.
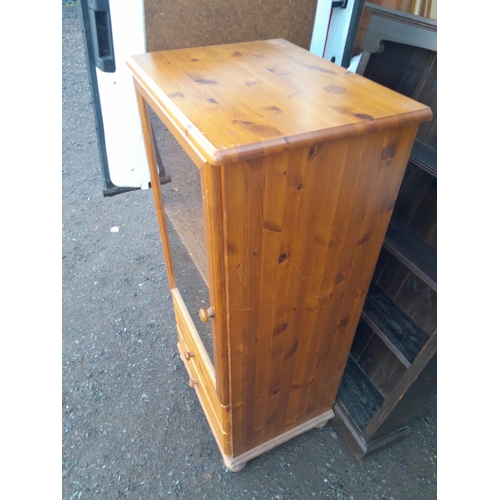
[62,3,437,499]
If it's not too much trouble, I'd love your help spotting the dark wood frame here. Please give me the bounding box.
[332,3,437,460]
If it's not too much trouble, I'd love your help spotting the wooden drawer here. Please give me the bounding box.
[171,288,230,455]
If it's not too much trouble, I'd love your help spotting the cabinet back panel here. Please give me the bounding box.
[363,41,417,94]
[375,249,411,298]
[350,319,376,362]
[363,42,437,150]
[392,164,436,249]
[357,332,407,399]
[371,244,391,283]
[418,115,437,150]
[398,50,436,101]
[411,287,437,335]
[414,59,437,148]
[407,177,437,247]
[392,164,433,227]
[374,249,436,335]
[393,272,428,317]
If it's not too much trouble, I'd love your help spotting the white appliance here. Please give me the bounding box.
[79,0,166,196]
[310,0,364,68]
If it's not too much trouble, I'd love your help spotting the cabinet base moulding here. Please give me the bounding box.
[178,340,334,471]
[178,336,334,472]
[223,410,334,472]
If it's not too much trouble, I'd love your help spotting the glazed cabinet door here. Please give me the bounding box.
[133,87,231,455]
[166,158,231,455]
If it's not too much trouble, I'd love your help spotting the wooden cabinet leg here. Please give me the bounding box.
[223,455,247,472]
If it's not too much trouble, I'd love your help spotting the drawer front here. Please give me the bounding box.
[171,288,230,454]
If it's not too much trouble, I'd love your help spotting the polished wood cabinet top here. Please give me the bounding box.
[127,38,431,165]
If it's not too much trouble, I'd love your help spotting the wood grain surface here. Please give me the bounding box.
[134,87,177,288]
[129,38,432,465]
[128,39,431,166]
[221,123,421,456]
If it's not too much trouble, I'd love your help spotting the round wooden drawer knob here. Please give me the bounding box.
[198,307,215,323]
[184,351,195,361]
[188,379,197,388]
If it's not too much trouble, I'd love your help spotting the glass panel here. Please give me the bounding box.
[150,110,214,364]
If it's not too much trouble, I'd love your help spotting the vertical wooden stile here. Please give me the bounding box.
[200,163,231,453]
[134,85,176,289]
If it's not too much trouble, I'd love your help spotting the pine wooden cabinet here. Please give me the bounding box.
[332,4,437,459]
[127,39,431,471]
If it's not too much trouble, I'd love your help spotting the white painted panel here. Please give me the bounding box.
[309,0,332,56]
[323,1,357,65]
[95,0,150,189]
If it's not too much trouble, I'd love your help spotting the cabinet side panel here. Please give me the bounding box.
[308,125,420,412]
[222,125,419,458]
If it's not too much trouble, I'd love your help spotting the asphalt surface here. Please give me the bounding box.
[62,3,437,499]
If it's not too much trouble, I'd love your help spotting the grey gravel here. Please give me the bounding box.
[62,2,436,499]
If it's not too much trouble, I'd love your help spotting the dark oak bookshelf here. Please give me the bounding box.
[362,285,430,367]
[383,219,437,291]
[337,356,384,430]
[331,4,437,460]
[409,140,437,177]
